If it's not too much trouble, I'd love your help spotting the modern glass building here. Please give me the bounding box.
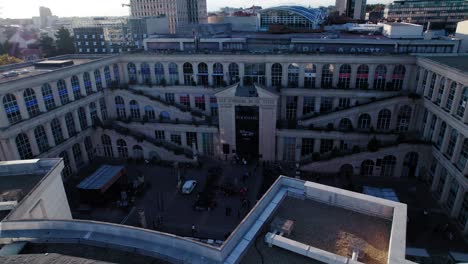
[258,6,327,32]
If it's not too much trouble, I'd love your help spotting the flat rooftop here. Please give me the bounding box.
[425,55,468,74]
[273,196,391,264]
[0,57,104,84]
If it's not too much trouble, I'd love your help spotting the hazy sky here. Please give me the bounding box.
[0,0,389,19]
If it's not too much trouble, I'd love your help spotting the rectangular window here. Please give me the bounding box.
[179,94,190,107]
[302,96,315,115]
[320,139,333,154]
[195,95,205,111]
[171,134,181,145]
[202,133,214,156]
[339,98,350,108]
[286,96,297,120]
[320,97,333,113]
[282,137,296,161]
[186,132,197,149]
[165,93,175,103]
[155,130,165,140]
[301,138,314,157]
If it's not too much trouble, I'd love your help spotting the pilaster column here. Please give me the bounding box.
[177,62,184,85]
[296,96,304,119]
[85,105,93,126]
[450,134,465,164]
[8,137,21,160]
[207,62,214,86]
[0,102,9,128]
[431,75,441,102]
[281,63,288,87]
[313,138,321,153]
[100,68,107,89]
[67,148,77,174]
[431,118,442,143]
[402,65,413,92]
[163,62,171,84]
[350,64,357,89]
[439,175,452,203]
[33,86,47,113]
[265,62,272,87]
[222,63,229,84]
[315,63,323,88]
[423,72,433,98]
[78,74,87,96]
[415,67,425,94]
[450,188,465,217]
[80,142,89,164]
[50,81,61,107]
[14,90,29,120]
[193,63,199,85]
[26,129,40,156]
[148,64,156,85]
[65,76,74,101]
[73,110,82,132]
[463,103,468,124]
[441,127,452,154]
[368,64,376,90]
[332,64,340,88]
[422,111,433,139]
[135,62,143,84]
[44,122,56,147]
[314,97,321,113]
[60,115,70,139]
[239,62,245,86]
[298,63,305,88]
[450,83,463,115]
[385,65,395,90]
[440,80,452,109]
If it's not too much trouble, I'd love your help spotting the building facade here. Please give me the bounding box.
[384,0,468,31]
[0,51,467,234]
[336,0,367,20]
[129,0,207,34]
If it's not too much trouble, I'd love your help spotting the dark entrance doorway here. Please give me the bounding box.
[235,106,259,160]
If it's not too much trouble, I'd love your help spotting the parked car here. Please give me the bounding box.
[181,180,197,194]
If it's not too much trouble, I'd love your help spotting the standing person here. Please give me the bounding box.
[191,224,196,236]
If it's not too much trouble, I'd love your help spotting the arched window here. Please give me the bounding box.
[338,64,351,89]
[357,113,371,129]
[304,63,316,88]
[34,125,49,153]
[377,109,391,130]
[84,136,94,161]
[421,70,429,92]
[94,69,103,91]
[78,107,88,130]
[213,63,224,87]
[144,105,155,120]
[3,93,22,124]
[244,63,265,86]
[59,151,72,177]
[141,63,151,85]
[129,100,140,119]
[228,63,239,84]
[373,65,387,90]
[23,88,40,117]
[83,72,93,95]
[321,64,333,88]
[41,83,56,110]
[168,63,178,85]
[396,105,412,131]
[160,111,170,120]
[338,118,352,131]
[356,65,369,89]
[183,62,193,85]
[361,160,374,177]
[392,65,405,90]
[57,79,69,105]
[51,118,64,145]
[287,63,299,88]
[16,133,32,159]
[445,82,457,111]
[72,143,84,169]
[446,128,458,158]
[197,62,208,86]
[456,87,468,118]
[113,64,120,84]
[436,122,447,148]
[436,77,446,105]
[457,139,468,171]
[104,66,112,87]
[65,112,77,136]
[101,134,113,157]
[427,73,437,99]
[154,62,165,85]
[117,139,128,158]
[127,63,137,83]
[380,155,397,177]
[271,63,282,88]
[115,96,126,119]
[133,145,144,159]
[69,76,81,100]
[89,102,98,124]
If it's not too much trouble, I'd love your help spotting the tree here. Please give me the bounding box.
[0,54,23,66]
[55,27,75,55]
[38,34,56,57]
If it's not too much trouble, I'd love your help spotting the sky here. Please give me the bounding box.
[0,0,389,19]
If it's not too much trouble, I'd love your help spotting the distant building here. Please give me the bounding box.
[384,0,468,31]
[128,16,170,47]
[257,6,327,32]
[129,0,207,34]
[367,10,384,23]
[335,0,367,20]
[456,20,468,53]
[208,15,257,32]
[39,6,52,29]
[381,22,423,39]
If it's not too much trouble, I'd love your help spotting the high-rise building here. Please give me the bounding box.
[129,0,207,34]
[335,0,367,20]
[384,0,468,31]
[39,6,52,28]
